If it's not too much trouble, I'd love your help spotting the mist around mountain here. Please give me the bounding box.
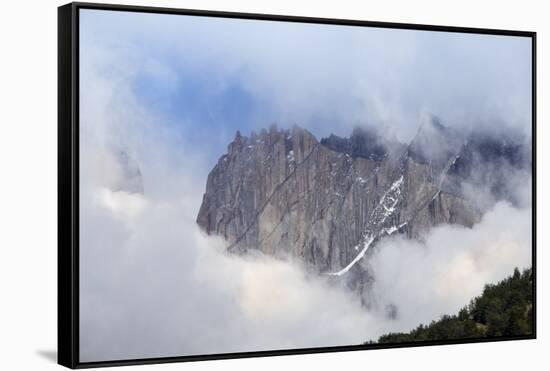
[197,118,531,301]
[79,113,532,361]
[79,10,532,361]
[195,117,532,343]
[78,111,532,363]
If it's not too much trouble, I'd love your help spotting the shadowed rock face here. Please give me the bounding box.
[196,119,528,283]
[320,126,394,162]
[114,150,144,194]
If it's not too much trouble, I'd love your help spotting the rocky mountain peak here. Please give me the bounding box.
[197,121,527,293]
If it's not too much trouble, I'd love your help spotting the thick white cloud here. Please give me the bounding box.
[80,9,532,142]
[79,42,383,361]
[365,202,532,333]
[79,153,532,362]
[80,189,385,361]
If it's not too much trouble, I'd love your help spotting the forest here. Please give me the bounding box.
[370,267,533,344]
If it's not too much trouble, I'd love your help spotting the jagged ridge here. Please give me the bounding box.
[196,120,528,285]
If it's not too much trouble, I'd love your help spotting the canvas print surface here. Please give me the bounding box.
[79,9,533,362]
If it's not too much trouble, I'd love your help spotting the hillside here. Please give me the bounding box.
[370,268,533,344]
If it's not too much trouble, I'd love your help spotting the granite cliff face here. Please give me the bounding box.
[196,119,528,283]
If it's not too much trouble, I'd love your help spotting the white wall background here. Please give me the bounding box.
[0,0,547,369]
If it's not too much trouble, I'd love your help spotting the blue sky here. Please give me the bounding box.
[80,9,532,168]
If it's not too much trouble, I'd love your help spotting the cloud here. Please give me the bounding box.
[79,159,532,362]
[80,172,384,361]
[78,10,533,362]
[79,42,382,361]
[365,202,532,333]
[80,9,532,145]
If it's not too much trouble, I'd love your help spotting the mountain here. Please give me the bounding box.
[196,120,529,288]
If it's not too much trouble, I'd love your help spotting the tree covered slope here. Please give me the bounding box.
[371,267,533,344]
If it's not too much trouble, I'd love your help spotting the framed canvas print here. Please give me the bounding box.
[58,2,536,368]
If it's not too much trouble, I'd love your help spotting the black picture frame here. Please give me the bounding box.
[58,2,537,368]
